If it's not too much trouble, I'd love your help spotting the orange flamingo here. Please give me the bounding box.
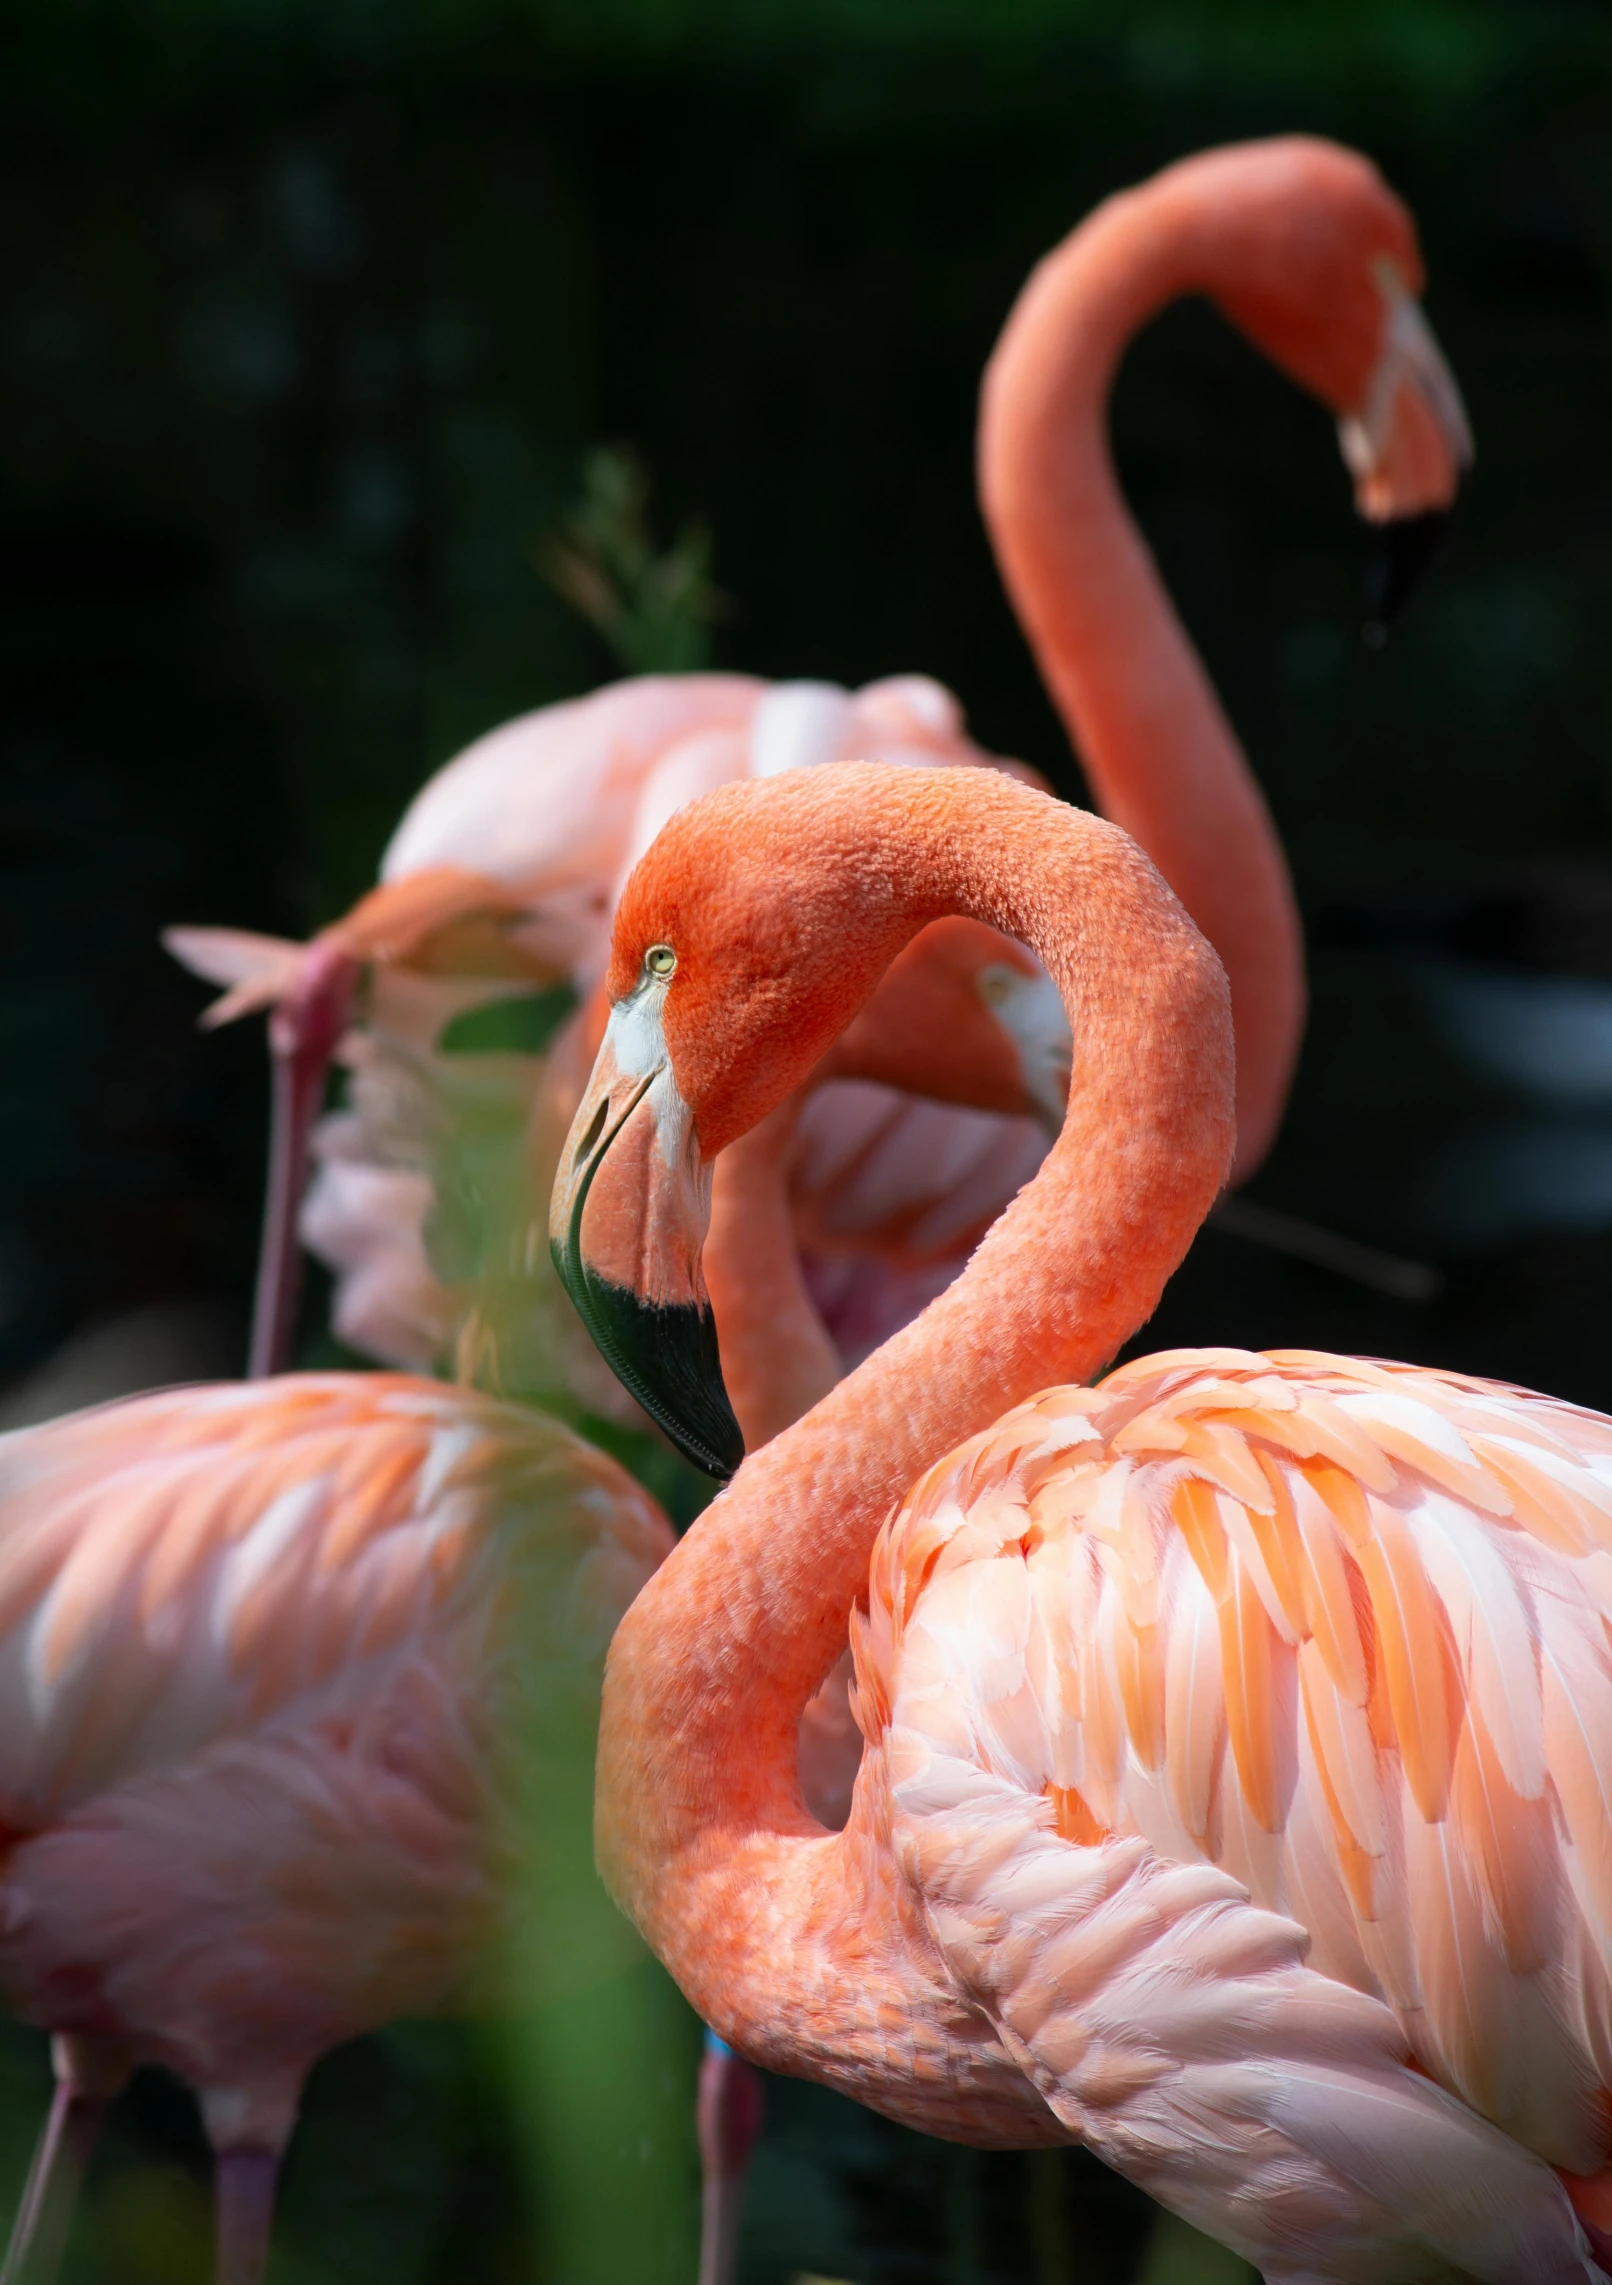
[980,134,1469,1183]
[552,760,1612,2285]
[865,131,1462,1266]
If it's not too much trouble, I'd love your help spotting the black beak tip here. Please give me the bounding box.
[1362,489,1461,643]
[630,1296,746,1480]
[551,1239,744,1482]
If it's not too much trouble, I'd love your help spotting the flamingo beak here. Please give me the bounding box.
[1339,264,1474,637]
[549,999,744,1481]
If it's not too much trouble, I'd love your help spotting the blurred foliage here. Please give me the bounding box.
[4,0,1612,2277]
[495,1473,702,2284]
[541,445,725,672]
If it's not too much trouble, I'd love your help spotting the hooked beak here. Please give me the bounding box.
[1361,505,1457,640]
[549,999,744,1481]
[1339,265,1474,638]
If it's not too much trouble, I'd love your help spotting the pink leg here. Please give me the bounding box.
[0,2037,129,2285]
[248,944,358,1379]
[214,2148,280,2285]
[696,2031,764,2285]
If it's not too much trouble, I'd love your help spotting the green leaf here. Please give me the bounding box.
[437,983,580,1058]
[540,446,731,676]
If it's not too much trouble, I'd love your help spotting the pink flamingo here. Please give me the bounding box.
[0,1375,673,2285]
[552,759,1612,2285]
[979,133,1469,1183]
[168,671,1065,2285]
[166,673,1051,1388]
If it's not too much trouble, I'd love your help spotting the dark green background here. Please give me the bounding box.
[3,0,1611,2277]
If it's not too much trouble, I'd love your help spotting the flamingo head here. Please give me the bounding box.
[549,764,1042,1474]
[1187,138,1472,623]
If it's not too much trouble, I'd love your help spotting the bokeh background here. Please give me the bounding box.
[4,0,1612,2277]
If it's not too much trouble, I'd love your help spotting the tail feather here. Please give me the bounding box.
[162,928,307,1027]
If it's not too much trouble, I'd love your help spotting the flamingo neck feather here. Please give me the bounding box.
[978,160,1304,1178]
[704,1098,839,1451]
[595,780,1233,2087]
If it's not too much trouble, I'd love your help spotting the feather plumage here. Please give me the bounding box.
[854,1347,1612,2278]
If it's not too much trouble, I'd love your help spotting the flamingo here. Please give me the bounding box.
[0,1376,673,2285]
[978,132,1470,1186]
[165,673,1051,1391]
[168,672,1067,2285]
[551,759,1612,2285]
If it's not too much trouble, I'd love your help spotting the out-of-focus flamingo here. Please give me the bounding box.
[0,1377,672,2285]
[166,673,1052,1390]
[981,134,1470,1183]
[553,762,1612,2285]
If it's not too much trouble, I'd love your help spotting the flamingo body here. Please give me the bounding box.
[0,1375,669,2151]
[170,672,1051,1388]
[551,761,1610,2285]
[851,1346,1612,2272]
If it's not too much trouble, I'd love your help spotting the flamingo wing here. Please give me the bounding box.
[0,1375,670,1826]
[790,1083,1049,1366]
[380,675,762,925]
[856,1349,1612,2280]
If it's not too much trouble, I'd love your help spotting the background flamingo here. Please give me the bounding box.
[167,671,1054,1397]
[554,760,1612,2284]
[0,1376,671,2285]
[978,133,1470,1184]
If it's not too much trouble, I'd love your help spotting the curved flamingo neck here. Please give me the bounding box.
[704,1100,840,1451]
[978,173,1304,1179]
[595,780,1233,2094]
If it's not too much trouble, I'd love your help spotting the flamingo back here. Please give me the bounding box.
[853,1348,1612,2280]
[0,1374,670,1824]
[0,1375,669,2115]
[299,672,1053,1393]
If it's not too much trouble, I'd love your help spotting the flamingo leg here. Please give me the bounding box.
[214,2149,280,2285]
[695,2032,763,2285]
[0,2084,107,2285]
[247,945,358,1379]
[0,2037,129,2285]
[945,2147,983,2285]
[1024,2150,1071,2285]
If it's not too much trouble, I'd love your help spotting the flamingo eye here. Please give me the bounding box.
[644,944,677,980]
